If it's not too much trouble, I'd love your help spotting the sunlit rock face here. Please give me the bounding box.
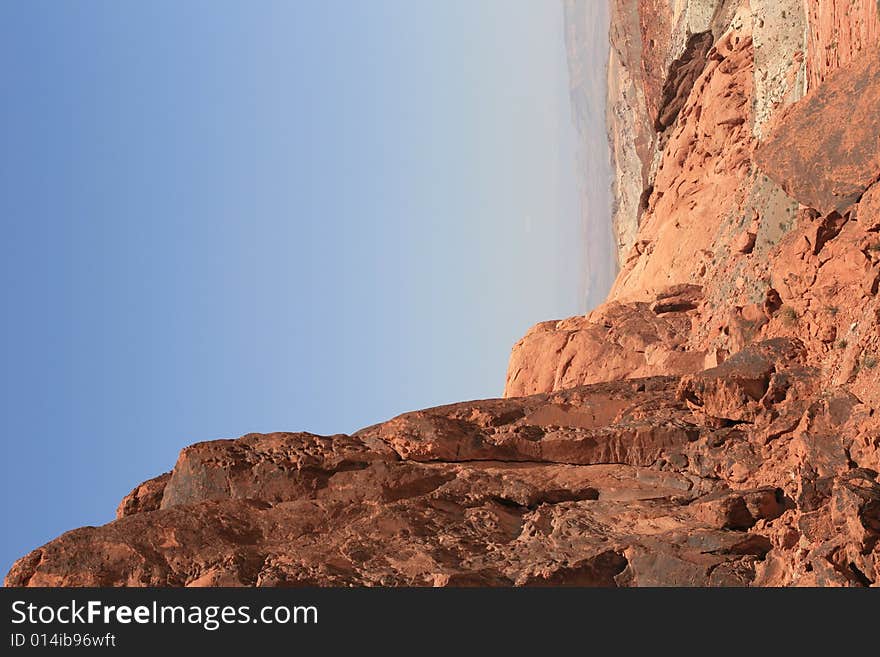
[6,1,880,587]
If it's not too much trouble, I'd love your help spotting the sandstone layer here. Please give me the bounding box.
[6,1,880,587]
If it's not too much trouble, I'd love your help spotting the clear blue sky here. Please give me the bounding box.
[1,1,608,576]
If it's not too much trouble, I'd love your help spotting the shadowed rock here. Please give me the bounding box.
[654,31,714,131]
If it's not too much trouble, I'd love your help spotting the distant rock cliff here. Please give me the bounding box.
[563,0,617,308]
[6,1,880,587]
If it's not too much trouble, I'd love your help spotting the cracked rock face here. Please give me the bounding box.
[755,51,880,215]
[805,0,880,90]
[7,339,879,587]
[6,0,880,587]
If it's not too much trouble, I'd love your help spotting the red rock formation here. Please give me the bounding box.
[8,336,878,587]
[805,0,880,89]
[116,473,170,519]
[654,31,714,131]
[612,26,757,302]
[6,0,880,587]
[755,51,880,214]
[504,284,706,397]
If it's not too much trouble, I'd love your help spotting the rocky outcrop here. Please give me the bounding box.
[755,51,880,214]
[116,473,170,519]
[607,0,654,263]
[606,0,811,264]
[6,0,880,587]
[8,337,878,587]
[805,0,880,89]
[509,1,880,402]
[654,31,714,131]
[612,25,758,301]
[504,284,706,397]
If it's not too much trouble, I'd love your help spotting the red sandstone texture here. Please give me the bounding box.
[805,0,880,89]
[755,51,880,214]
[6,1,880,587]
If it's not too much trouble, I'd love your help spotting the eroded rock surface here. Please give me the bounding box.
[8,337,880,587]
[756,52,880,215]
[6,0,880,587]
[504,284,707,397]
[805,0,880,89]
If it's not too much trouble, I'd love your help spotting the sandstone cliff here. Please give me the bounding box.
[6,1,880,587]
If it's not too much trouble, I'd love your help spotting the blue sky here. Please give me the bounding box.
[0,1,609,577]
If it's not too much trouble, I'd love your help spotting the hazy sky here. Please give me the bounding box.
[0,0,610,575]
